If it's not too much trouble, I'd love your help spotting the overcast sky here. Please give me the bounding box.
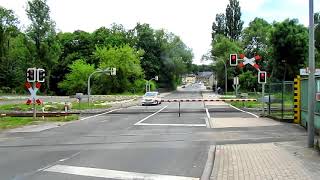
[1,0,319,64]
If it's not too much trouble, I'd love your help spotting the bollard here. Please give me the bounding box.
[64,102,68,119]
[42,106,45,120]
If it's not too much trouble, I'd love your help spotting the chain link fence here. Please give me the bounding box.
[265,82,294,121]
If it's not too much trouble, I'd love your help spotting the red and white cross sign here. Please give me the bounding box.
[238,54,261,71]
[25,82,42,105]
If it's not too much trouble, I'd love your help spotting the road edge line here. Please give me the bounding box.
[134,106,168,125]
[205,108,211,128]
[200,145,216,180]
[228,104,259,118]
[80,108,122,121]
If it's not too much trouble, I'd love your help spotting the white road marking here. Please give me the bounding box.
[36,151,81,172]
[205,108,210,119]
[80,108,122,121]
[204,118,210,128]
[137,123,206,127]
[44,164,199,180]
[134,106,168,125]
[228,104,259,118]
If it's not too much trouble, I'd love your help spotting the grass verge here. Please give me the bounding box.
[0,114,79,130]
[0,102,112,111]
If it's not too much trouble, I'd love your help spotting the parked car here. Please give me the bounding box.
[141,92,162,105]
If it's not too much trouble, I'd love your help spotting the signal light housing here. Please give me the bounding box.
[258,71,267,84]
[230,54,238,66]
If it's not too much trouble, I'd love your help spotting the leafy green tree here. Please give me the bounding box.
[0,7,20,90]
[212,13,226,42]
[58,59,95,95]
[211,34,242,89]
[26,0,60,91]
[238,71,258,92]
[93,45,144,93]
[270,19,308,81]
[242,18,272,56]
[92,24,135,49]
[225,0,243,40]
[133,23,161,80]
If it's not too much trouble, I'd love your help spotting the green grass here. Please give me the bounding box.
[0,114,79,130]
[230,101,262,108]
[0,104,42,111]
[0,101,112,111]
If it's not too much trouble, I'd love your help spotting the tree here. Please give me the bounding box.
[270,19,308,81]
[0,7,23,91]
[242,18,272,56]
[58,59,95,95]
[212,13,226,42]
[133,23,161,80]
[0,7,18,58]
[225,0,243,40]
[238,71,258,91]
[26,0,60,92]
[92,24,135,49]
[211,34,242,88]
[93,45,144,93]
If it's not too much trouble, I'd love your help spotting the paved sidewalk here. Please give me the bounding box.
[212,118,281,128]
[210,142,320,180]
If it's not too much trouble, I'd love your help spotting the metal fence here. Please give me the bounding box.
[300,77,320,130]
[265,82,294,121]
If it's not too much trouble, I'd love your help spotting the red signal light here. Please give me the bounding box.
[230,54,238,66]
[258,71,267,84]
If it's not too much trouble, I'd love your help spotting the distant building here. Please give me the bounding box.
[197,71,214,88]
[182,74,196,84]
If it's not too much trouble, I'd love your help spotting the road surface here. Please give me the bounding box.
[0,84,310,180]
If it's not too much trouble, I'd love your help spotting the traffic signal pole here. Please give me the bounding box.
[33,82,36,120]
[307,0,315,148]
[262,83,265,116]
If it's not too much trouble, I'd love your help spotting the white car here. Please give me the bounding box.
[141,92,162,105]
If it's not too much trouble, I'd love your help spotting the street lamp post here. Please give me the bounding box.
[213,59,227,94]
[146,76,158,92]
[307,0,315,148]
[87,68,116,106]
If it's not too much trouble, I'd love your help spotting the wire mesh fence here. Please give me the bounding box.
[265,82,294,121]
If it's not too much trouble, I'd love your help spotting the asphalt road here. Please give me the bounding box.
[0,84,308,180]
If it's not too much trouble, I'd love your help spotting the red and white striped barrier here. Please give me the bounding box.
[161,99,257,102]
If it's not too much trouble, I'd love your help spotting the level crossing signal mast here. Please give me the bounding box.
[258,71,267,84]
[26,68,36,82]
[26,68,46,83]
[230,54,238,66]
[37,68,45,82]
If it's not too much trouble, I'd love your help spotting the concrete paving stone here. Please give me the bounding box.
[210,143,319,180]
[212,117,282,128]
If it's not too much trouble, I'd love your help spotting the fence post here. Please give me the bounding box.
[282,81,284,120]
[179,101,181,117]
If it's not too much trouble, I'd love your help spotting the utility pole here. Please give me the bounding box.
[307,0,315,148]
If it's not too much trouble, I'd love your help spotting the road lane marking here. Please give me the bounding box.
[80,108,122,121]
[228,104,259,118]
[134,106,168,125]
[137,123,206,127]
[44,164,199,180]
